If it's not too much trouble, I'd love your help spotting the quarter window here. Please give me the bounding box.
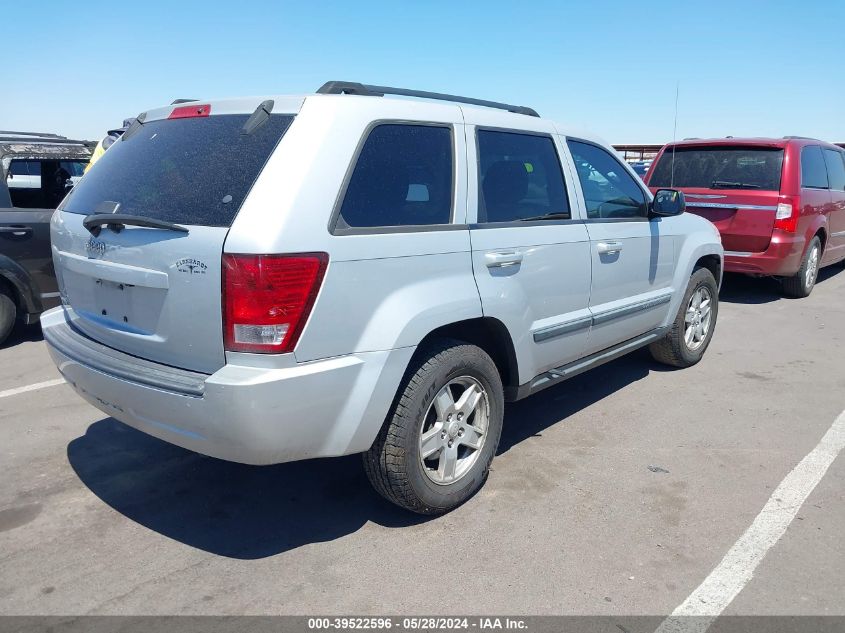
[800,145,829,189]
[476,130,569,223]
[822,149,845,191]
[338,124,453,229]
[568,140,647,219]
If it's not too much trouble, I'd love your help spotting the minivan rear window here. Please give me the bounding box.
[649,146,784,190]
[61,114,293,227]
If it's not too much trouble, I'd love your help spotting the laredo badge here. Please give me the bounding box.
[175,258,208,275]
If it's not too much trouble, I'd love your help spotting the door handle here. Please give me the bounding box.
[597,241,622,254]
[0,226,32,236]
[485,250,523,268]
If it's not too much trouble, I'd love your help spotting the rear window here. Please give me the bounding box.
[477,130,570,223]
[62,114,293,227]
[801,145,829,189]
[649,146,784,190]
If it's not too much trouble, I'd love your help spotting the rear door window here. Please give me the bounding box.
[801,145,829,189]
[337,124,453,229]
[649,146,784,190]
[822,149,845,191]
[567,140,647,219]
[476,130,569,223]
[61,114,294,227]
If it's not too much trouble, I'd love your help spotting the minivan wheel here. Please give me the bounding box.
[649,267,719,368]
[0,288,17,346]
[782,236,821,298]
[363,340,504,515]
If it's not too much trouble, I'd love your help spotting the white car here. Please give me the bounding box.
[42,82,723,514]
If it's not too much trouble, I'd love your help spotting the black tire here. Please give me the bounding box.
[649,267,719,368]
[782,236,821,298]
[364,339,504,515]
[0,288,16,346]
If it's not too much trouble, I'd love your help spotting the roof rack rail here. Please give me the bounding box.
[316,81,540,117]
[0,133,90,146]
[783,135,819,140]
[0,131,67,139]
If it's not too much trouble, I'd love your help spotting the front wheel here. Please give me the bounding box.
[649,267,719,368]
[363,340,504,515]
[782,236,821,298]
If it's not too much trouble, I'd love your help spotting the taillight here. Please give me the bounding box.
[169,104,211,119]
[223,253,328,354]
[774,195,799,233]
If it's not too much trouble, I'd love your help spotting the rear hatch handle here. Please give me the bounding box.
[83,214,189,237]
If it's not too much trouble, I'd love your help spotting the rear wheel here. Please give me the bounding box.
[364,340,504,515]
[782,236,821,298]
[649,267,718,368]
[0,288,17,346]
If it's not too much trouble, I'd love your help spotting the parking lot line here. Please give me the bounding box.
[0,377,65,399]
[655,408,845,633]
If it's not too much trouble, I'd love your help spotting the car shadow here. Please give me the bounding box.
[719,265,843,305]
[2,323,43,348]
[67,423,427,559]
[67,351,656,559]
[497,350,651,454]
[717,272,783,304]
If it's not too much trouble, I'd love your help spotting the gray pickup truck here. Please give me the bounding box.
[0,131,91,344]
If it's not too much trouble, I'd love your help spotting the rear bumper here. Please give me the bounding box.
[724,231,806,276]
[42,307,413,465]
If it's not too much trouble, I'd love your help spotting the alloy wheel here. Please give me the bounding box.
[684,286,713,351]
[419,376,490,485]
[805,244,820,291]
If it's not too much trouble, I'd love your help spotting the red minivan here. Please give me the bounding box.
[645,137,845,296]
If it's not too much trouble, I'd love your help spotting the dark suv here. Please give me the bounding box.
[646,137,845,297]
[0,131,91,343]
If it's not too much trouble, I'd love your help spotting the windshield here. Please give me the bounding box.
[649,146,784,190]
[61,114,293,227]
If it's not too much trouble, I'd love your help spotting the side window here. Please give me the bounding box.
[60,161,86,178]
[8,160,33,176]
[6,159,68,209]
[801,145,829,189]
[476,130,569,223]
[338,124,453,229]
[822,149,845,191]
[567,140,647,219]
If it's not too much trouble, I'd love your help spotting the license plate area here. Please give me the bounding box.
[93,279,134,327]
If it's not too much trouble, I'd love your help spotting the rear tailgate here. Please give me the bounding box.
[680,188,780,253]
[52,102,296,374]
[648,144,784,253]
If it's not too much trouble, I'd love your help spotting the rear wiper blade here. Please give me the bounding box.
[519,212,571,222]
[83,213,189,237]
[711,180,762,189]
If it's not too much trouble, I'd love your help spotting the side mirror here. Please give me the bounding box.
[651,189,685,218]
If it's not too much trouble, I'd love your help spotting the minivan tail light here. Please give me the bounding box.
[773,196,799,233]
[223,253,328,354]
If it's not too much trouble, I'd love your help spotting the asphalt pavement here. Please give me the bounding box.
[1,268,843,616]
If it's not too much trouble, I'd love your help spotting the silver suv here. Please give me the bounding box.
[43,82,723,514]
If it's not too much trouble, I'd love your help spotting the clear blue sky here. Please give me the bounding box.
[3,0,842,144]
